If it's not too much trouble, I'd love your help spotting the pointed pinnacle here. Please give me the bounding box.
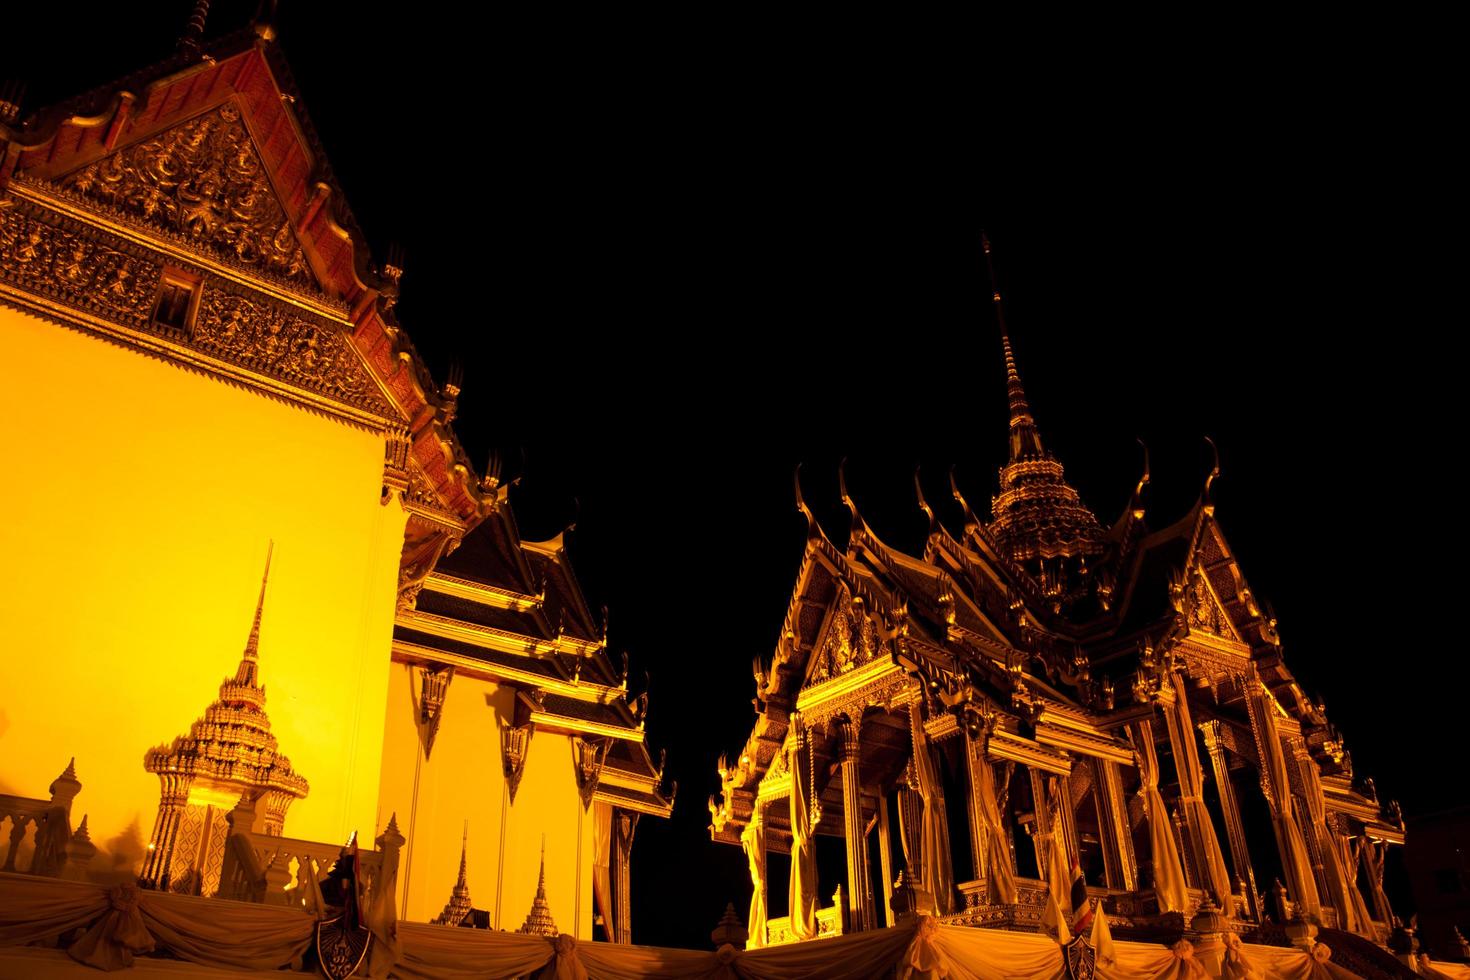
[236,542,272,685]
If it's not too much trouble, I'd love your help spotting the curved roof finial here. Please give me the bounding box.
[838,456,861,519]
[950,465,980,536]
[1135,438,1151,498]
[915,467,937,538]
[794,463,818,539]
[1203,436,1221,504]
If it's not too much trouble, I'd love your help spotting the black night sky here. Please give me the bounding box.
[8,4,1463,949]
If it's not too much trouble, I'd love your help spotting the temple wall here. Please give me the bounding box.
[0,305,404,875]
[379,666,594,936]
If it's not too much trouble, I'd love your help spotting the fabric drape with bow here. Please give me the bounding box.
[973,748,1018,904]
[910,702,955,915]
[741,815,768,949]
[1169,674,1235,910]
[593,802,615,945]
[1131,720,1190,913]
[1252,690,1321,921]
[1358,838,1393,929]
[787,717,819,939]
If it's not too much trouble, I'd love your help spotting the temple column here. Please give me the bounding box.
[613,810,639,944]
[838,715,874,931]
[1028,767,1055,877]
[1200,721,1260,920]
[1282,730,1332,916]
[1161,685,1208,889]
[877,794,895,927]
[140,773,192,890]
[963,724,988,880]
[1095,760,1138,891]
[1243,679,1320,918]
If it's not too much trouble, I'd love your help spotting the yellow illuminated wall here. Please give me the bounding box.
[379,665,594,935]
[0,306,406,876]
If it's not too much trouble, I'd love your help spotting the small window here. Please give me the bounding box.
[152,275,198,331]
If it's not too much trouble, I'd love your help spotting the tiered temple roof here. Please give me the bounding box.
[711,247,1403,954]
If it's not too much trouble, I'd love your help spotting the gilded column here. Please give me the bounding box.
[1158,687,1228,899]
[1243,678,1320,919]
[1200,720,1260,920]
[838,715,874,931]
[1095,760,1138,891]
[140,773,192,890]
[1283,731,1332,914]
[963,722,988,880]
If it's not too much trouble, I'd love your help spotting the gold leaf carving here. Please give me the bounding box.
[58,103,318,293]
[0,201,394,419]
[0,207,159,322]
[193,285,387,412]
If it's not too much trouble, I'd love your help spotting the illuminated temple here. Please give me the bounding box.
[0,5,670,976]
[2,6,1467,979]
[705,238,1453,977]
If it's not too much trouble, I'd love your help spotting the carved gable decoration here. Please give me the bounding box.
[807,597,881,687]
[56,102,320,294]
[1186,570,1243,644]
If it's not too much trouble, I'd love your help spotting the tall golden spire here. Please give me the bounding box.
[434,821,475,926]
[980,235,1103,578]
[984,232,1045,463]
[235,541,272,687]
[517,837,559,936]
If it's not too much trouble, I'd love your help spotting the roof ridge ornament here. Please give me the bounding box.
[914,467,938,539]
[1203,436,1221,510]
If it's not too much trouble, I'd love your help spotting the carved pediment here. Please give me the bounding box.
[55,102,320,295]
[804,593,884,689]
[1185,569,1244,644]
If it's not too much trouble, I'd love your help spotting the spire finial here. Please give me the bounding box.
[236,542,272,685]
[983,233,1044,463]
[177,1,211,58]
[458,820,469,887]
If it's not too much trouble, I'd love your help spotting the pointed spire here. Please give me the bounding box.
[236,542,272,686]
[177,0,211,58]
[517,835,559,936]
[983,232,1045,463]
[457,821,469,888]
[980,236,1103,577]
[435,820,475,926]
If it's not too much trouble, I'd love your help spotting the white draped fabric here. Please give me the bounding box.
[740,817,767,949]
[1130,721,1190,913]
[972,752,1018,905]
[786,719,819,940]
[910,703,955,915]
[593,802,615,945]
[1252,692,1322,921]
[1169,674,1235,910]
[0,874,1410,980]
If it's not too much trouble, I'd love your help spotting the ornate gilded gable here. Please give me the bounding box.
[55,102,320,295]
[805,594,884,688]
[1184,566,1244,644]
